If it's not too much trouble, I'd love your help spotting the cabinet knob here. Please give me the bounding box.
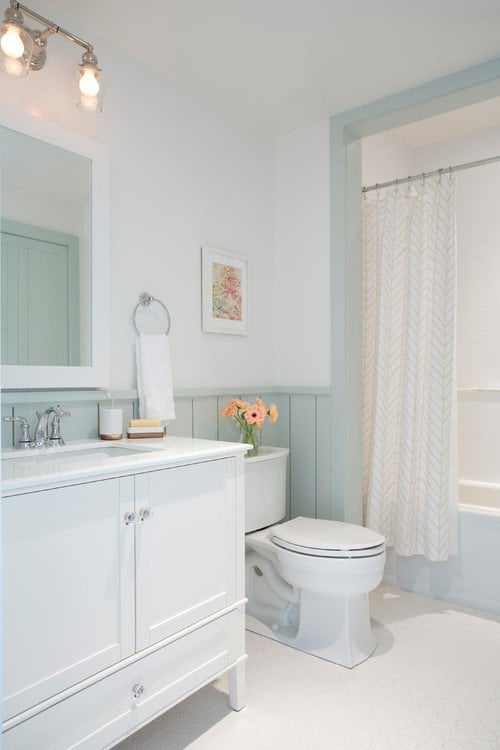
[132,683,146,699]
[139,507,153,521]
[124,511,137,525]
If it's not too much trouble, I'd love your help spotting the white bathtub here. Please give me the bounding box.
[459,479,500,514]
[383,480,500,614]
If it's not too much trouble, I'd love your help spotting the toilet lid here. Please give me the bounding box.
[271,517,385,558]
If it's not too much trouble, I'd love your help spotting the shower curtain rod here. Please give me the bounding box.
[361,153,500,193]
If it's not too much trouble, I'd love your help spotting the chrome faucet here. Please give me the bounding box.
[34,406,71,448]
[34,407,57,448]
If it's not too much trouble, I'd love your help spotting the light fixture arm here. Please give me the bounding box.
[13,1,93,53]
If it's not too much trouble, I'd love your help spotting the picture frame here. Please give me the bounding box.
[201,245,248,335]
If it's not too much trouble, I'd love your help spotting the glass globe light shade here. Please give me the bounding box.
[74,54,104,113]
[0,21,33,77]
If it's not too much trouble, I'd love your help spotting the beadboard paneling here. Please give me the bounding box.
[172,398,193,438]
[193,397,218,440]
[290,395,317,519]
[316,395,332,520]
[260,394,291,518]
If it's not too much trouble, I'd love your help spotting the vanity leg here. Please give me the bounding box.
[228,658,246,711]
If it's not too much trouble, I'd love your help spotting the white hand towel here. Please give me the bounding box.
[135,334,176,421]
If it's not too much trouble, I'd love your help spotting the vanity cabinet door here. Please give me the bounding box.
[135,458,237,651]
[2,477,135,721]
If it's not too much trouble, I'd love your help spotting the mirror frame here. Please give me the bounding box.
[0,105,110,389]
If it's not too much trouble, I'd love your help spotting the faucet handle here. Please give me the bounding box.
[3,415,34,449]
[48,406,71,446]
[55,406,71,417]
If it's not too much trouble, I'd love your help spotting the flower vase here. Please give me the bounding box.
[240,425,260,457]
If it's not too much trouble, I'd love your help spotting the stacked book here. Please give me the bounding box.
[127,418,165,439]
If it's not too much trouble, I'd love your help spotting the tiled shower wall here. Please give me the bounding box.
[1,388,332,522]
[458,390,500,482]
[454,156,500,482]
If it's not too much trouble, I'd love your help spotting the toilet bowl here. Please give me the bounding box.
[245,447,386,668]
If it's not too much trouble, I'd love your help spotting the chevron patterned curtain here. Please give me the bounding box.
[362,175,458,562]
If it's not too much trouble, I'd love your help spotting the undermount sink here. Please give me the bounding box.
[14,445,151,461]
[2,443,162,480]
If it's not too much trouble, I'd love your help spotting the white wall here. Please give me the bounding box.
[272,125,412,390]
[362,131,412,187]
[0,1,276,391]
[272,126,412,389]
[274,121,330,386]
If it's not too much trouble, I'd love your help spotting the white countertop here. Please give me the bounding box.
[2,436,248,495]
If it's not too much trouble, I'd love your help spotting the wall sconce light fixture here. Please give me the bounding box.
[0,0,104,112]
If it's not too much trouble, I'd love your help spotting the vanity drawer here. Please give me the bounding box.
[3,611,240,750]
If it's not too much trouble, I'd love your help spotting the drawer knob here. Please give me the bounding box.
[124,512,137,525]
[139,507,153,521]
[132,683,146,699]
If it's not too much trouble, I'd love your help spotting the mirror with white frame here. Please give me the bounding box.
[0,106,109,389]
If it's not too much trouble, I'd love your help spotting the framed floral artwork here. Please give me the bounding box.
[201,245,248,335]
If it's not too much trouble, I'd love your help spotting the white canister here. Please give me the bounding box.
[99,408,123,440]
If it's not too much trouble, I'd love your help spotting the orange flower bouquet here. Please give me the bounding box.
[219,398,278,457]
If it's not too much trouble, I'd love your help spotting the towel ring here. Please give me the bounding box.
[133,292,172,336]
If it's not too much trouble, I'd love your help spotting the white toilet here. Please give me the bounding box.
[245,446,386,668]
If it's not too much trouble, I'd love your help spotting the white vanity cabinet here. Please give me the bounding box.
[2,449,246,750]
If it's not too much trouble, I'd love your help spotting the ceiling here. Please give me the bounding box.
[45,0,500,135]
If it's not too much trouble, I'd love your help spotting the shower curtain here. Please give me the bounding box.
[362,175,458,562]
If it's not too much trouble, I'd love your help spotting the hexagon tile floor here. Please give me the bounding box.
[115,586,500,750]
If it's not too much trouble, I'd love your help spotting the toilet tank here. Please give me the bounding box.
[245,446,289,533]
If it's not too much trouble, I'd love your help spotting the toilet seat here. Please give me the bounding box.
[271,516,385,559]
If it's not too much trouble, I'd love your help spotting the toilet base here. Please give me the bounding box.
[246,589,378,668]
